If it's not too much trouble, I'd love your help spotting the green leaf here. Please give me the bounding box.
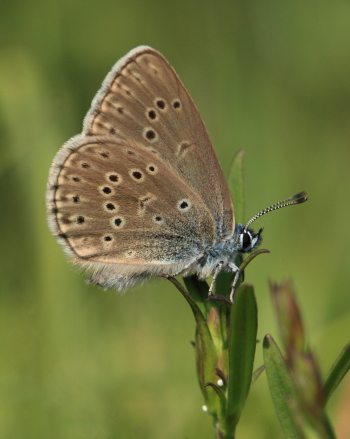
[165,276,220,411]
[227,149,245,224]
[164,276,208,331]
[252,365,265,384]
[183,275,211,318]
[263,334,303,439]
[226,284,258,431]
[215,271,237,299]
[237,248,270,275]
[205,382,227,418]
[323,340,350,406]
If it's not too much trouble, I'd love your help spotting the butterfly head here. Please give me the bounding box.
[234,191,308,256]
[235,224,263,254]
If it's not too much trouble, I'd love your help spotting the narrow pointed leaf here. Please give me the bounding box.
[263,334,303,438]
[226,284,257,430]
[165,275,207,327]
[164,277,212,364]
[252,365,265,384]
[238,249,270,274]
[207,294,232,305]
[165,276,220,411]
[215,367,228,386]
[205,382,227,417]
[323,340,350,406]
[184,275,211,317]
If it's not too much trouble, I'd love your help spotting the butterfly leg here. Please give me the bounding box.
[208,261,225,296]
[228,262,241,302]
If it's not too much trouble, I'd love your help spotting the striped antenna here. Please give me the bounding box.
[244,191,308,232]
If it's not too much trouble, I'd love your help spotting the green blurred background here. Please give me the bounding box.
[1,1,349,438]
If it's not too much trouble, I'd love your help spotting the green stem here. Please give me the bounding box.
[214,424,235,439]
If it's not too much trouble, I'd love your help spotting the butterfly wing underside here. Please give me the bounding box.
[47,46,235,290]
[84,46,234,237]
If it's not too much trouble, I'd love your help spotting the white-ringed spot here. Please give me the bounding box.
[146,108,158,121]
[172,99,181,110]
[155,98,167,110]
[129,169,145,182]
[178,199,191,212]
[153,215,164,225]
[99,186,114,196]
[103,235,113,242]
[103,202,118,213]
[146,164,158,174]
[110,217,124,229]
[143,127,158,143]
[106,173,122,184]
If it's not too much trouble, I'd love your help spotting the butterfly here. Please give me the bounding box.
[46,46,307,301]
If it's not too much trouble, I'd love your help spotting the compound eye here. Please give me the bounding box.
[242,232,251,250]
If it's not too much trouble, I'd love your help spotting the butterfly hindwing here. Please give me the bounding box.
[48,135,216,273]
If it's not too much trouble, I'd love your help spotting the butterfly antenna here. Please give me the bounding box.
[244,191,308,232]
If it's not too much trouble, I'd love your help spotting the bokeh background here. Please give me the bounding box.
[1,1,349,438]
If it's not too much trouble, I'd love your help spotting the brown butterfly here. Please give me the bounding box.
[46,46,307,301]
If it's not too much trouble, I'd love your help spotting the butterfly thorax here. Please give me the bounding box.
[188,224,263,279]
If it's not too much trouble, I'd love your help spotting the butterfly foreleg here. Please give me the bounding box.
[228,261,241,302]
[208,261,225,297]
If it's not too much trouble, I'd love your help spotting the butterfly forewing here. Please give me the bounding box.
[83,46,234,238]
[47,46,236,290]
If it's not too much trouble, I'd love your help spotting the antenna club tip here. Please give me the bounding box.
[295,190,307,198]
[297,196,308,204]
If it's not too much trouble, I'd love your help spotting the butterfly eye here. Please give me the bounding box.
[242,232,251,250]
